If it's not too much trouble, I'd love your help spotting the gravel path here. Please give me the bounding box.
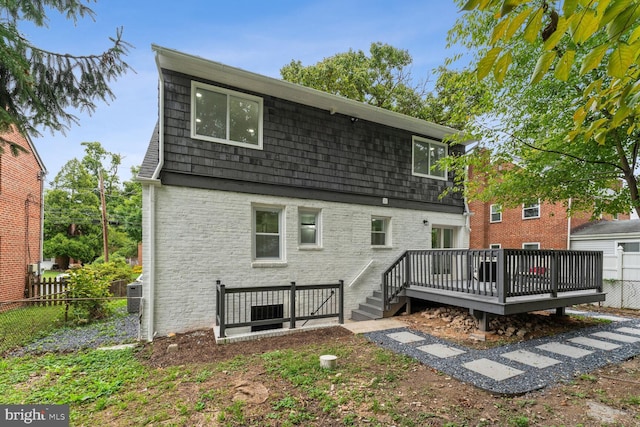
[365,312,640,395]
[10,307,139,356]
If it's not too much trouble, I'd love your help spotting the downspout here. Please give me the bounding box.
[38,171,46,273]
[144,49,167,341]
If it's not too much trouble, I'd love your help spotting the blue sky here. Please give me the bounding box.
[24,1,465,184]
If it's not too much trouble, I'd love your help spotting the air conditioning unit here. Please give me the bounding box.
[28,263,38,273]
[127,282,142,313]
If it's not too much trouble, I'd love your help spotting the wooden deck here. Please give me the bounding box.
[383,249,605,330]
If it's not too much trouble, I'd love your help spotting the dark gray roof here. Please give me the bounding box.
[138,122,159,179]
[571,219,640,236]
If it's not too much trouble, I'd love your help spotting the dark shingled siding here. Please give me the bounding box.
[160,69,464,210]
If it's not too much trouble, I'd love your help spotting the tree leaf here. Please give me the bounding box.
[611,104,631,128]
[608,43,636,78]
[543,16,570,51]
[506,7,532,38]
[554,49,576,81]
[579,44,607,75]
[563,0,579,16]
[523,7,544,43]
[500,0,522,17]
[491,17,511,44]
[570,9,599,44]
[607,6,640,41]
[477,47,502,80]
[601,0,632,28]
[628,25,640,44]
[494,51,513,83]
[460,0,480,11]
[573,105,587,127]
[531,50,557,84]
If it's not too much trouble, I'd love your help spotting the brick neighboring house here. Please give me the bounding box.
[0,127,46,302]
[137,46,472,340]
[468,172,630,249]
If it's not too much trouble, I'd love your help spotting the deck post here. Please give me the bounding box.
[555,307,566,316]
[405,251,411,287]
[290,281,297,329]
[470,309,490,331]
[217,281,226,338]
[382,272,388,311]
[338,280,344,324]
[497,250,506,304]
[551,251,558,297]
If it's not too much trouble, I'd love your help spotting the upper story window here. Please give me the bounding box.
[371,217,391,246]
[412,136,447,180]
[522,201,540,219]
[490,204,502,223]
[299,208,321,247]
[191,81,263,149]
[253,206,284,260]
[618,241,640,252]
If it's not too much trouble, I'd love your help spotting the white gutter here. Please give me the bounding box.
[143,50,167,342]
[152,50,166,180]
[146,184,156,342]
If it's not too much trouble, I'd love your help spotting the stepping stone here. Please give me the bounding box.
[569,337,620,350]
[386,331,424,344]
[501,350,561,368]
[592,315,630,322]
[417,343,466,358]
[463,358,524,381]
[616,327,640,336]
[592,331,640,343]
[537,342,593,358]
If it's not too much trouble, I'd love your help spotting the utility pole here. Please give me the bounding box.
[99,170,109,262]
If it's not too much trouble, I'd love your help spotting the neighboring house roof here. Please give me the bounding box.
[571,220,640,239]
[140,45,469,180]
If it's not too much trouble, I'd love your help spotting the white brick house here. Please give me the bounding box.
[137,46,471,340]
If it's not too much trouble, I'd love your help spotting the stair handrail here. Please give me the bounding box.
[382,250,410,310]
[348,259,374,288]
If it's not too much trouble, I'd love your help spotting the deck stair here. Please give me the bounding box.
[351,289,407,321]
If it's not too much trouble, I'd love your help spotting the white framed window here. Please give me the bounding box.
[412,136,447,180]
[490,204,502,223]
[618,241,640,252]
[522,201,540,219]
[253,206,284,260]
[191,81,263,149]
[490,243,501,249]
[371,217,391,246]
[522,242,540,250]
[299,208,321,247]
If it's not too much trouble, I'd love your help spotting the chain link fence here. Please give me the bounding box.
[0,279,140,355]
[601,280,640,310]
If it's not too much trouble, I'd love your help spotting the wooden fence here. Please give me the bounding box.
[26,277,130,306]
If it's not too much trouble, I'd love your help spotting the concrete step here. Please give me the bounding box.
[357,302,383,318]
[351,308,381,321]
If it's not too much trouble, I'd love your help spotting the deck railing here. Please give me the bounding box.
[382,249,603,310]
[216,280,344,337]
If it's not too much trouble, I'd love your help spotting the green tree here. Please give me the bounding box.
[281,42,492,128]
[0,0,131,153]
[43,143,140,263]
[447,0,640,216]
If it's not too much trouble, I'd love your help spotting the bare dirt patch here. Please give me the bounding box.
[127,307,640,426]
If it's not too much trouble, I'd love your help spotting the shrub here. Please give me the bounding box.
[66,268,112,324]
[88,257,133,282]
